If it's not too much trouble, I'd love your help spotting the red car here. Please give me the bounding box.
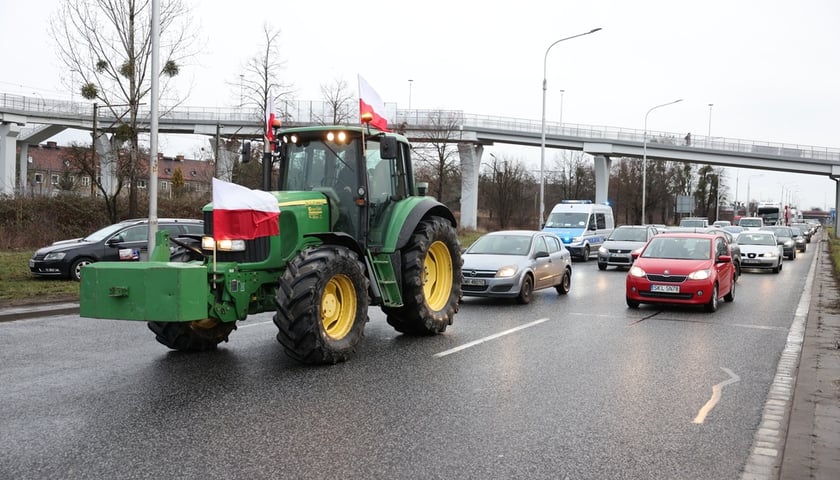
[626,232,736,312]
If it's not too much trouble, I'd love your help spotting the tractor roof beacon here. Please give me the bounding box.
[80,122,463,365]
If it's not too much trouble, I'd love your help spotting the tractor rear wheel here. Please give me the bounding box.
[148,319,236,352]
[384,216,462,335]
[274,246,369,365]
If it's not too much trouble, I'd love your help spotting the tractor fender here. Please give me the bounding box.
[305,231,364,258]
[394,199,457,250]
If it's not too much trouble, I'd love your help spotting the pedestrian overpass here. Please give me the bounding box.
[2,92,839,230]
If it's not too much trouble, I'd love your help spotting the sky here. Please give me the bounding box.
[2,0,839,210]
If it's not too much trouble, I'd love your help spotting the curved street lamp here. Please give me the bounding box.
[539,27,602,228]
[641,98,683,223]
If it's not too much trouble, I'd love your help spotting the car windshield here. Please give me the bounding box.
[83,223,133,242]
[740,219,763,227]
[737,233,776,246]
[763,227,792,238]
[641,237,711,260]
[544,212,588,228]
[609,228,648,242]
[468,235,533,255]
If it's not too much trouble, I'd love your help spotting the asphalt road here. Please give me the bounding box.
[0,244,817,480]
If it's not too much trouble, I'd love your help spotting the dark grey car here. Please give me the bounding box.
[597,225,658,270]
[29,218,204,281]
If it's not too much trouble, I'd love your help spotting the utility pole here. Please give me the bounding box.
[90,102,98,197]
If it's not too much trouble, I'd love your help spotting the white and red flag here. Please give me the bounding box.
[265,92,276,149]
[212,178,280,240]
[358,75,390,131]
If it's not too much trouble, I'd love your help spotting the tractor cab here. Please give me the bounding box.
[276,127,410,249]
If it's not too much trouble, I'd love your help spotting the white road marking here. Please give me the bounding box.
[237,320,274,329]
[433,318,550,358]
[692,367,741,424]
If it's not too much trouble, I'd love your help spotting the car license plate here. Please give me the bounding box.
[651,284,679,293]
[462,277,486,286]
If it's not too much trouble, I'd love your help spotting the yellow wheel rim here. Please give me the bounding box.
[423,240,454,311]
[321,274,357,340]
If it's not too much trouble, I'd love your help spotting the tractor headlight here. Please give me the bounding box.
[202,236,246,252]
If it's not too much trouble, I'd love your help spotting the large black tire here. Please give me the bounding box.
[273,246,369,365]
[148,319,236,352]
[384,216,462,335]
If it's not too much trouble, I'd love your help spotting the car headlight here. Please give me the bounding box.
[496,265,519,278]
[44,252,66,261]
[598,246,608,254]
[628,265,646,277]
[688,269,711,280]
[572,236,582,243]
[764,250,778,257]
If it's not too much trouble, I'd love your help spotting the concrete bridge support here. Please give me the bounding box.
[594,155,611,205]
[457,142,483,230]
[0,123,21,195]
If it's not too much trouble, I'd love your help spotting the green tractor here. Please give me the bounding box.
[80,125,462,364]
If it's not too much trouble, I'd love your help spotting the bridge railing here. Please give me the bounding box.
[3,92,840,162]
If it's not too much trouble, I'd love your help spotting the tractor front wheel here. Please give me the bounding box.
[273,246,369,365]
[148,319,236,352]
[384,216,462,335]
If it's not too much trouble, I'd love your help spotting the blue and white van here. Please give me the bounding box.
[543,200,615,261]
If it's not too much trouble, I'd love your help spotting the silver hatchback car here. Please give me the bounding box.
[461,230,572,304]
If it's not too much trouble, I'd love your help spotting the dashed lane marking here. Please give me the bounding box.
[433,318,550,358]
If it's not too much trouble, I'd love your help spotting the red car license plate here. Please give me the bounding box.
[650,284,679,293]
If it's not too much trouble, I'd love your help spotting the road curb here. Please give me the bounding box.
[0,302,80,322]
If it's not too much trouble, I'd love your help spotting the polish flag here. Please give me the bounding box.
[266,92,276,149]
[212,178,280,240]
[358,75,389,131]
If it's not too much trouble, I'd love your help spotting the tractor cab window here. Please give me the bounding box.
[281,137,363,237]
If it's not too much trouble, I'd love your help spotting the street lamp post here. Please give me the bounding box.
[641,98,683,224]
[539,27,602,228]
[559,89,565,126]
[408,79,413,110]
[707,103,713,140]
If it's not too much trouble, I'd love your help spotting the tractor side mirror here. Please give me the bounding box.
[380,136,398,159]
[241,141,251,163]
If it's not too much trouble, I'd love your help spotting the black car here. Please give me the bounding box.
[760,226,797,260]
[29,218,204,281]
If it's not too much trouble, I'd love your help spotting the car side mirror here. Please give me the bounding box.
[718,254,732,263]
[534,251,549,259]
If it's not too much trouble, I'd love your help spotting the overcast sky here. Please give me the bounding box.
[2,0,838,210]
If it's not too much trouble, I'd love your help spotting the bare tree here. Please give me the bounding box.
[241,24,294,128]
[479,154,534,229]
[314,78,354,125]
[60,143,130,223]
[50,0,199,217]
[413,110,464,203]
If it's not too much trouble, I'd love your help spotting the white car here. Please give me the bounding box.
[736,231,783,273]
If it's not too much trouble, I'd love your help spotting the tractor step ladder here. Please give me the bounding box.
[368,252,403,307]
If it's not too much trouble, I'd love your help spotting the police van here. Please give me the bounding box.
[543,200,615,261]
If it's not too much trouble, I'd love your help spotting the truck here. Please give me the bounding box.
[756,202,785,226]
[80,123,463,365]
